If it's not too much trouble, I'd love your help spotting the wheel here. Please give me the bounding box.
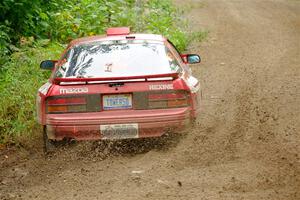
[43,126,56,153]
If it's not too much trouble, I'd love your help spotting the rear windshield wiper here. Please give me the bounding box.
[108,82,124,87]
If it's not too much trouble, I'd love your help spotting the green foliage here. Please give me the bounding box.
[47,0,136,41]
[0,24,12,65]
[0,0,195,55]
[0,43,63,144]
[135,0,189,51]
[0,0,136,57]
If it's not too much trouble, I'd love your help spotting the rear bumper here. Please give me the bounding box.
[46,107,192,140]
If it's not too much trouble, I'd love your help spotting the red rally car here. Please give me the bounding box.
[36,27,201,152]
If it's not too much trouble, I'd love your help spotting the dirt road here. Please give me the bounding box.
[1,0,299,199]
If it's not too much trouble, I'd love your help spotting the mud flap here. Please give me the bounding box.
[43,126,56,153]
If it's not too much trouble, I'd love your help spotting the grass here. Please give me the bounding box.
[0,43,63,144]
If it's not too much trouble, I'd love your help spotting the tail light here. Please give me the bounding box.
[46,91,189,113]
[148,92,189,109]
[46,96,87,113]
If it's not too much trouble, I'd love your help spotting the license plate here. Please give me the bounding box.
[100,123,138,139]
[102,94,132,110]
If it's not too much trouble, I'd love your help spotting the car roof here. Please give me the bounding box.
[68,33,167,48]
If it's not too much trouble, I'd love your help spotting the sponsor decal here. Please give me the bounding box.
[186,76,200,93]
[100,123,138,139]
[38,82,52,95]
[60,87,88,94]
[105,63,113,72]
[149,84,173,90]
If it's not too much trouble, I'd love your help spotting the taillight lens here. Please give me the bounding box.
[46,96,87,113]
[148,92,189,109]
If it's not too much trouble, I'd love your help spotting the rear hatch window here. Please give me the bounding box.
[55,40,182,78]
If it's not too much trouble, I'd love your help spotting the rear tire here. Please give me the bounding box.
[43,126,56,153]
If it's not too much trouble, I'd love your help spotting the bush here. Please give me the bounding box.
[47,0,136,41]
[143,0,189,51]
[0,0,136,57]
[0,0,192,58]
[0,24,12,65]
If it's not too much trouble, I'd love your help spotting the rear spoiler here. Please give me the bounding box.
[52,73,179,84]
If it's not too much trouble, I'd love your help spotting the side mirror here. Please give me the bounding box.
[181,54,201,64]
[187,54,201,64]
[40,60,56,70]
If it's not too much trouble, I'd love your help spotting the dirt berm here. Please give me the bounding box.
[0,0,299,199]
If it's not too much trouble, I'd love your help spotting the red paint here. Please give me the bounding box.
[53,73,178,84]
[180,54,188,64]
[46,108,190,140]
[106,27,130,36]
